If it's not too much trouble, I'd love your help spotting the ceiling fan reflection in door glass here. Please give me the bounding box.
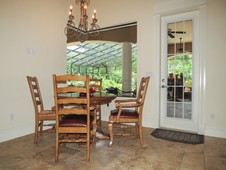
[168,28,186,38]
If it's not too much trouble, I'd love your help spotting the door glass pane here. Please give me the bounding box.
[167,20,192,120]
[175,103,183,118]
[167,102,174,117]
[184,103,192,119]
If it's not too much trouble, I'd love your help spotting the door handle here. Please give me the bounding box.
[161,85,168,88]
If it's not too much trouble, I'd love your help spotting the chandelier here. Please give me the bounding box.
[64,0,101,42]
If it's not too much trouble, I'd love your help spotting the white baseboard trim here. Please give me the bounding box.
[205,126,226,138]
[0,125,33,143]
[143,119,159,129]
[2,123,224,143]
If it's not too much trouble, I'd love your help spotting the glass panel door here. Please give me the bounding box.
[160,11,200,132]
[167,20,193,120]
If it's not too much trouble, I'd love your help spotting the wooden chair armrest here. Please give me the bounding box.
[115,98,137,103]
[116,102,142,108]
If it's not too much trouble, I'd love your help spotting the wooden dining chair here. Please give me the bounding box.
[108,77,150,146]
[53,74,97,161]
[26,76,56,144]
[90,78,102,128]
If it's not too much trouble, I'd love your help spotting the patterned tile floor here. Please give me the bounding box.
[0,122,226,170]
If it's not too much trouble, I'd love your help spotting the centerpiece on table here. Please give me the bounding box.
[79,87,96,97]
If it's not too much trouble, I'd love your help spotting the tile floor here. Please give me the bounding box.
[0,122,226,170]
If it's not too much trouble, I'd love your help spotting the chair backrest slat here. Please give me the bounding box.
[57,86,86,93]
[27,76,44,112]
[59,108,87,115]
[136,77,150,105]
[57,98,88,105]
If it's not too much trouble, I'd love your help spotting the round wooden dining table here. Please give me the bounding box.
[61,92,116,104]
[89,92,117,105]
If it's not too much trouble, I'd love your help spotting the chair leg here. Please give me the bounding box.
[87,132,90,161]
[98,105,101,128]
[34,119,39,144]
[135,123,139,137]
[40,120,43,136]
[139,124,143,146]
[55,133,59,162]
[92,110,97,144]
[92,123,97,145]
[98,114,101,128]
[108,122,113,146]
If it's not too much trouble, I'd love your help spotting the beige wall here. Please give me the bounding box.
[0,0,68,142]
[204,0,226,136]
[1,0,226,142]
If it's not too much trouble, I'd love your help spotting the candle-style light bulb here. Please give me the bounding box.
[69,5,73,16]
[93,10,96,19]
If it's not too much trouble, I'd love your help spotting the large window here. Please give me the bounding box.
[67,42,137,94]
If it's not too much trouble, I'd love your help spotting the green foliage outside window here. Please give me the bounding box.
[67,54,137,91]
[168,54,192,87]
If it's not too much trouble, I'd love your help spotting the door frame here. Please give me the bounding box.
[153,1,207,134]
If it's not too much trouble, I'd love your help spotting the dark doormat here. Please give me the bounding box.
[151,129,204,144]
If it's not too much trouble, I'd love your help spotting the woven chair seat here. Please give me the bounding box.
[39,110,55,119]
